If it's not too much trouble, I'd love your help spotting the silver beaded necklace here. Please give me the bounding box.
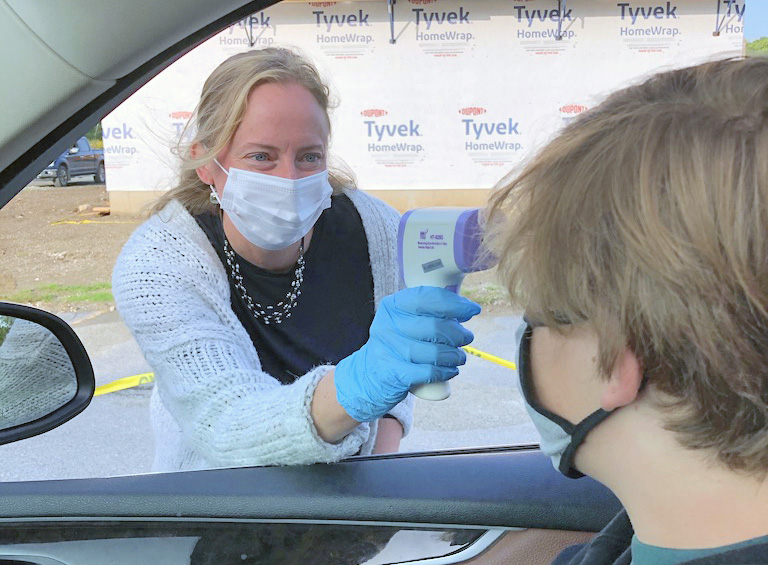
[222,236,305,325]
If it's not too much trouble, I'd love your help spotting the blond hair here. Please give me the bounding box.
[151,47,354,216]
[488,57,768,473]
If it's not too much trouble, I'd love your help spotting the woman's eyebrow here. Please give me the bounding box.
[239,143,279,152]
[239,143,326,152]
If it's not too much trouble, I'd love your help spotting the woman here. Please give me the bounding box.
[113,48,479,472]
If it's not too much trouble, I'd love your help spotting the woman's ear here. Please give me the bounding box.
[196,164,214,186]
[190,142,214,185]
[600,348,643,411]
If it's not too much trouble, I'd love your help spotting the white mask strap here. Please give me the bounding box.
[213,158,229,176]
[209,158,227,206]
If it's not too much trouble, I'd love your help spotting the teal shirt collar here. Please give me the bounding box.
[631,534,768,565]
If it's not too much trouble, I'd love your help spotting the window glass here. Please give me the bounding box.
[0,521,492,565]
[0,0,747,481]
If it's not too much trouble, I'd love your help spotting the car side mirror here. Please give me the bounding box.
[0,302,94,446]
[68,147,79,154]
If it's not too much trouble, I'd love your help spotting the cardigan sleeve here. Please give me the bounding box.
[113,204,371,468]
[0,319,78,429]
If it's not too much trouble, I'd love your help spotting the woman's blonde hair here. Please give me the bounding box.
[487,57,768,474]
[151,47,354,216]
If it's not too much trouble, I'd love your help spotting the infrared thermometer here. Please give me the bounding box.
[397,207,497,401]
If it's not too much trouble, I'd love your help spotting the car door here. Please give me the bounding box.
[77,137,92,176]
[0,449,620,565]
[66,137,87,177]
[0,1,622,563]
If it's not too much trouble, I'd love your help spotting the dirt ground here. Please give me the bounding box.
[0,180,510,312]
[0,180,142,311]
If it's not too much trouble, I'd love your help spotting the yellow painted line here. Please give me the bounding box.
[462,345,516,370]
[51,219,138,225]
[94,373,155,396]
[95,346,515,397]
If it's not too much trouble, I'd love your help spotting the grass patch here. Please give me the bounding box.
[4,283,113,306]
[747,38,768,58]
[0,316,12,345]
[461,283,510,307]
[69,290,113,302]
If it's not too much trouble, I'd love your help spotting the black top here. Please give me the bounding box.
[195,194,375,384]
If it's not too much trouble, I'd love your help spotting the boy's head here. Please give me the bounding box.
[489,57,768,475]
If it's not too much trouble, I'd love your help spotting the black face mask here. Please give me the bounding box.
[516,320,613,479]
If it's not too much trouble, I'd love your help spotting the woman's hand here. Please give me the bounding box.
[334,286,481,422]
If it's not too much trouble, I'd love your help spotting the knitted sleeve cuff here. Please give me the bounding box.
[300,365,372,459]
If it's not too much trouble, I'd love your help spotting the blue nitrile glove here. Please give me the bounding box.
[334,286,482,422]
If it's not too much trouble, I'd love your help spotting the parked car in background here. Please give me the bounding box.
[36,136,105,187]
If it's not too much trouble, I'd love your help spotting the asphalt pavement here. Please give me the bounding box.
[0,308,537,482]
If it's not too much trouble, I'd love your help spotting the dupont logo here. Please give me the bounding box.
[559,104,588,115]
[361,109,388,117]
[309,2,336,6]
[459,107,486,116]
[560,104,588,125]
[169,111,192,120]
[408,0,438,4]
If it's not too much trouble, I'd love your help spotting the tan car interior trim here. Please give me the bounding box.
[459,528,595,565]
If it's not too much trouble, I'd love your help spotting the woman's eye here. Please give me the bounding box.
[249,153,269,162]
[302,153,323,163]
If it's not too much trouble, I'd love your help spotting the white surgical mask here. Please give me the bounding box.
[210,159,333,251]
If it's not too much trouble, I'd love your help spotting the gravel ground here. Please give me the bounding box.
[0,181,142,310]
[0,180,510,312]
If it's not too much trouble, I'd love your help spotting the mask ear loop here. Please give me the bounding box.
[208,159,233,249]
[209,157,227,208]
[210,186,227,236]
